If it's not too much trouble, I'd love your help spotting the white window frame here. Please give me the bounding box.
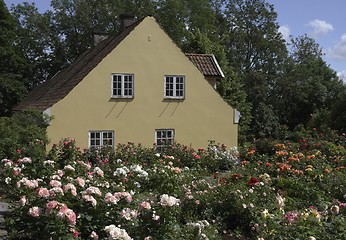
[164,75,185,99]
[155,129,175,151]
[88,130,114,148]
[112,74,134,98]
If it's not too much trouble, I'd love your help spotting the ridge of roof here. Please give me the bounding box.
[185,53,225,78]
[15,17,145,111]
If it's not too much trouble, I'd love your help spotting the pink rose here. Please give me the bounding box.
[82,194,97,207]
[46,200,59,214]
[19,196,27,206]
[75,177,85,188]
[49,180,62,188]
[139,201,151,210]
[28,206,41,217]
[65,208,76,226]
[36,187,50,198]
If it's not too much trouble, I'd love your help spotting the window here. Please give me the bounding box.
[155,129,175,151]
[164,75,185,99]
[89,131,114,148]
[112,74,134,98]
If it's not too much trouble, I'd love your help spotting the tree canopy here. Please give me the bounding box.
[2,0,345,140]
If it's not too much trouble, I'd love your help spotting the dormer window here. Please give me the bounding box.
[112,74,134,98]
[164,75,185,99]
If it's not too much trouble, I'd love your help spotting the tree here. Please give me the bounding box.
[274,35,344,130]
[0,109,49,160]
[330,88,346,133]
[222,0,288,138]
[10,2,57,88]
[0,0,28,116]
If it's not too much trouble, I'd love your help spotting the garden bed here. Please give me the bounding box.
[0,129,345,239]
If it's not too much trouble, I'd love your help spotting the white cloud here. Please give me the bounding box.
[327,34,346,61]
[337,71,346,84]
[306,19,334,38]
[279,25,290,41]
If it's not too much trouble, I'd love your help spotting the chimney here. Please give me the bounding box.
[120,13,135,30]
[93,33,108,46]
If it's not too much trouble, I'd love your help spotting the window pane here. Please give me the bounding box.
[165,76,174,97]
[90,131,113,148]
[175,76,184,97]
[155,129,174,151]
[112,74,133,97]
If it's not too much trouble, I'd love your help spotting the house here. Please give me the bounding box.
[15,15,239,150]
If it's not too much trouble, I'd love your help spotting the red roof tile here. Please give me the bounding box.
[185,53,224,78]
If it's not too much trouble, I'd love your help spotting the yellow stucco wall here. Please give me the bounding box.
[47,16,238,149]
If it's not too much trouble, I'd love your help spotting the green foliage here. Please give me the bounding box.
[0,109,48,160]
[330,88,346,133]
[0,0,29,116]
[4,0,346,140]
[1,130,346,239]
[274,35,345,130]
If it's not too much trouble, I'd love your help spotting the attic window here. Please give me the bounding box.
[164,75,185,99]
[112,74,134,98]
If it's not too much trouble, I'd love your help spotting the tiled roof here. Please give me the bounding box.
[185,53,224,78]
[15,18,144,111]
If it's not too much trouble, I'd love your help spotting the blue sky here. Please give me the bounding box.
[4,0,346,82]
[267,0,346,82]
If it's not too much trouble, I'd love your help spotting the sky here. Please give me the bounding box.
[267,0,346,82]
[4,0,346,82]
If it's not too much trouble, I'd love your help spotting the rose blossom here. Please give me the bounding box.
[275,194,285,210]
[160,194,180,207]
[64,165,75,171]
[152,213,160,221]
[49,180,62,188]
[104,225,132,240]
[90,231,99,240]
[28,206,41,217]
[46,200,59,214]
[104,193,120,205]
[57,204,76,226]
[75,177,85,188]
[63,183,77,196]
[82,194,97,207]
[2,159,13,167]
[82,186,102,196]
[43,160,55,166]
[65,208,77,226]
[113,192,133,203]
[124,193,133,203]
[139,201,151,210]
[50,174,61,180]
[57,169,65,177]
[49,187,64,197]
[5,177,11,184]
[93,167,104,177]
[18,157,32,164]
[284,211,298,223]
[120,208,138,220]
[330,205,340,214]
[17,178,39,189]
[19,196,27,206]
[36,187,50,198]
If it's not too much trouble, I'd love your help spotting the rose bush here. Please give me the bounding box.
[0,128,345,239]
